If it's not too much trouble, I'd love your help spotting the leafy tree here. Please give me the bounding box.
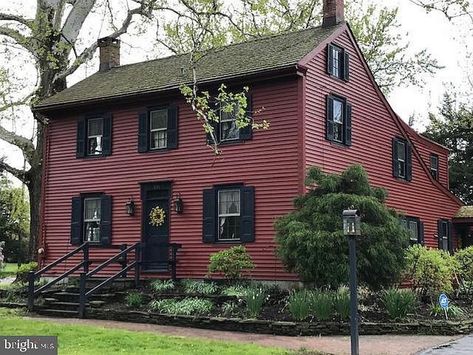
[0,175,29,262]
[275,165,410,289]
[423,94,473,204]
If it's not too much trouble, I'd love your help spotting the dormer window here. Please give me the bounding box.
[327,44,349,81]
[430,154,439,180]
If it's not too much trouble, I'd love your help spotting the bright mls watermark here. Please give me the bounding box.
[0,337,57,355]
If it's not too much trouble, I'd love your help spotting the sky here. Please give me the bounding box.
[0,0,472,184]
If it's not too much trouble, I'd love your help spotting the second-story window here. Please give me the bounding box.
[392,137,412,181]
[327,44,349,81]
[87,118,103,155]
[326,95,352,146]
[430,154,439,180]
[76,113,112,158]
[138,105,178,152]
[220,103,240,142]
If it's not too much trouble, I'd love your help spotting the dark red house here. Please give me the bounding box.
[34,0,465,281]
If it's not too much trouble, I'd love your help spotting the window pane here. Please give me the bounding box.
[333,100,343,123]
[84,198,101,220]
[332,47,340,77]
[88,136,102,155]
[150,110,168,130]
[397,141,405,161]
[218,190,240,215]
[85,221,101,242]
[220,121,240,141]
[219,216,240,240]
[409,221,418,241]
[88,118,103,136]
[150,130,167,149]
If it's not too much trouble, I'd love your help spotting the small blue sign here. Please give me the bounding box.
[439,293,449,309]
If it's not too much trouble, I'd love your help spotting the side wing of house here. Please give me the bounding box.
[300,25,462,250]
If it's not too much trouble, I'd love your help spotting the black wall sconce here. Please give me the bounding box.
[173,193,184,214]
[125,196,135,216]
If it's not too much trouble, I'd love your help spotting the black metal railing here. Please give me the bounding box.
[28,242,90,312]
[78,242,141,318]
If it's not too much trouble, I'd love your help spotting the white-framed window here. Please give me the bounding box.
[430,154,439,180]
[400,216,422,244]
[396,140,406,179]
[331,46,342,78]
[150,109,168,149]
[218,189,241,240]
[219,103,240,142]
[87,118,104,155]
[83,197,101,242]
[332,99,344,143]
[328,44,349,80]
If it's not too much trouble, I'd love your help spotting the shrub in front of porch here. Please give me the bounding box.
[455,246,473,294]
[275,165,410,290]
[208,245,254,280]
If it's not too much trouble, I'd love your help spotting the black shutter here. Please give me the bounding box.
[102,113,112,156]
[448,221,453,252]
[202,188,216,243]
[406,143,413,181]
[327,44,334,75]
[345,102,352,146]
[343,51,350,81]
[392,138,399,178]
[167,105,178,149]
[419,221,425,245]
[138,112,148,152]
[326,96,334,141]
[76,119,86,158]
[437,220,443,249]
[239,95,253,141]
[70,197,82,245]
[240,186,255,243]
[100,194,112,246]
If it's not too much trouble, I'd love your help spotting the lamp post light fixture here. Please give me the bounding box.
[342,209,361,355]
[125,197,135,216]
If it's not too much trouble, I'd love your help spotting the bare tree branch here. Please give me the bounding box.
[0,12,33,28]
[0,158,28,183]
[0,124,35,162]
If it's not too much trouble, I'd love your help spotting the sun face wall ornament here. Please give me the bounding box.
[149,206,166,227]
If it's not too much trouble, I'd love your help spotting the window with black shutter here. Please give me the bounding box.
[202,185,254,243]
[76,113,112,158]
[400,216,423,245]
[137,105,178,152]
[326,95,352,146]
[327,43,349,81]
[392,137,412,181]
[430,154,439,180]
[70,194,112,246]
[437,219,452,251]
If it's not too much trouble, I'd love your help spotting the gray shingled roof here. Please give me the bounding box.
[36,24,341,110]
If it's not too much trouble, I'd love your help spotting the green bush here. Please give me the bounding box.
[182,279,218,295]
[333,286,350,320]
[275,165,410,290]
[242,288,266,318]
[149,298,213,315]
[15,262,38,283]
[208,246,254,279]
[287,290,313,321]
[125,291,144,308]
[382,288,417,320]
[455,246,473,287]
[404,245,457,297]
[150,279,175,293]
[311,291,334,321]
[430,303,465,319]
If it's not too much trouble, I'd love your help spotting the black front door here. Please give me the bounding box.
[141,182,170,271]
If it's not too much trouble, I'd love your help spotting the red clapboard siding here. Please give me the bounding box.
[302,29,461,249]
[42,77,302,280]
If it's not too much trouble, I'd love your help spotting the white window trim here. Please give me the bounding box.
[217,189,241,241]
[149,109,168,150]
[83,197,101,243]
[397,141,406,178]
[332,98,344,143]
[87,118,104,155]
[219,103,240,142]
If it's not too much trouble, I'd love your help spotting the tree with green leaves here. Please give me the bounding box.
[423,94,473,204]
[0,175,29,262]
[275,165,410,289]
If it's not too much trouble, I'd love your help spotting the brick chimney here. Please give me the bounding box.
[98,37,120,72]
[322,0,345,27]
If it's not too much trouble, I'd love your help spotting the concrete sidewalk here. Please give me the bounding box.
[27,315,460,354]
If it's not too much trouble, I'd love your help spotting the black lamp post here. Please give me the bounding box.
[173,194,183,214]
[342,209,361,355]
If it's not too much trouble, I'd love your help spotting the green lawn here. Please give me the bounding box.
[0,263,18,278]
[0,308,309,355]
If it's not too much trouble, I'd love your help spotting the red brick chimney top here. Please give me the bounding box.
[322,0,345,27]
